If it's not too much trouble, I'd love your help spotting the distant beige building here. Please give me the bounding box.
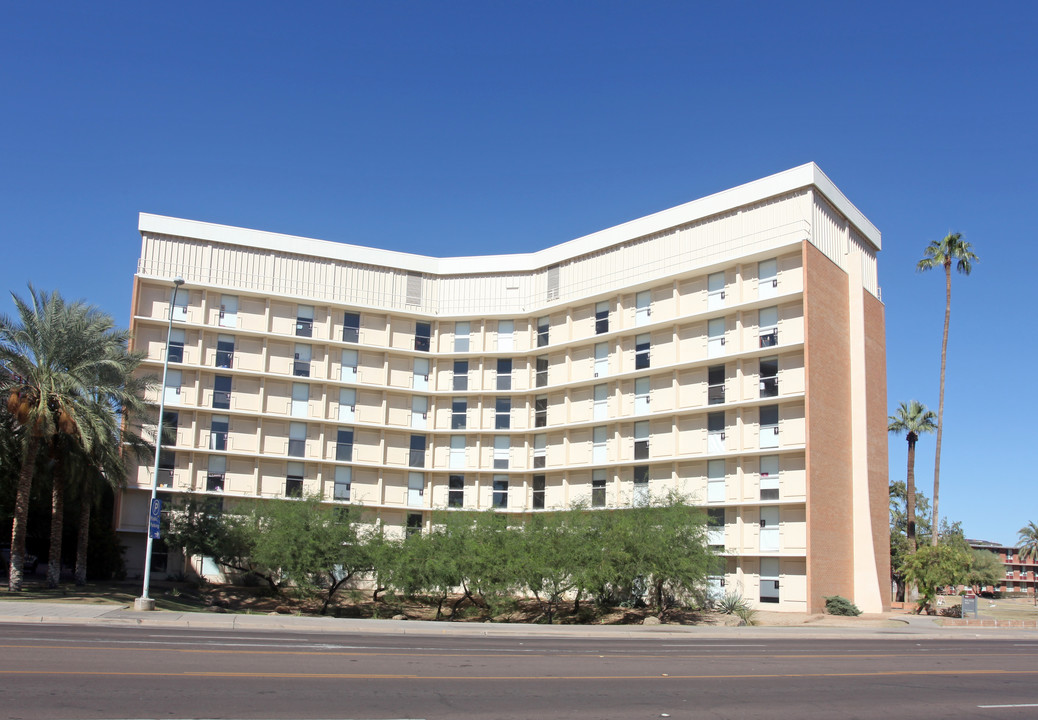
[119,163,890,613]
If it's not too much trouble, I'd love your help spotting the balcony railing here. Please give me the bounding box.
[206,473,225,492]
[212,391,231,410]
[760,377,778,398]
[708,384,725,405]
[760,330,779,348]
[342,326,359,343]
[295,320,313,337]
[293,360,311,377]
[215,351,233,369]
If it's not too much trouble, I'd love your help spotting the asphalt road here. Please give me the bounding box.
[2,623,1038,719]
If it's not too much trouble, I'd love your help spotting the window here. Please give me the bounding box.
[592,469,606,508]
[759,507,779,552]
[216,334,234,369]
[207,455,226,492]
[634,421,649,460]
[760,557,780,603]
[288,422,306,457]
[213,375,231,410]
[594,342,609,377]
[291,382,308,418]
[415,322,431,352]
[172,290,188,322]
[708,317,726,357]
[759,405,779,449]
[707,508,725,549]
[160,411,178,446]
[535,395,547,427]
[707,459,725,502]
[494,436,510,469]
[218,295,237,328]
[454,321,470,352]
[760,455,780,501]
[493,476,508,508]
[452,397,467,429]
[341,349,358,382]
[406,512,423,536]
[342,312,360,343]
[759,306,779,348]
[338,388,356,422]
[157,450,175,488]
[406,272,422,305]
[164,369,182,405]
[293,343,311,377]
[334,466,351,500]
[409,435,426,468]
[286,462,304,497]
[408,473,424,506]
[634,377,650,415]
[495,397,511,429]
[546,265,560,301]
[760,357,778,398]
[536,356,548,388]
[635,290,651,326]
[537,316,550,347]
[168,328,185,363]
[635,333,650,370]
[336,428,354,461]
[533,475,546,509]
[533,434,546,468]
[593,383,608,420]
[497,320,514,351]
[595,301,609,334]
[448,475,464,507]
[633,466,649,505]
[295,305,314,337]
[496,358,512,390]
[453,360,468,390]
[413,357,430,391]
[708,365,725,405]
[708,411,725,453]
[593,426,608,464]
[449,435,466,469]
[758,259,778,299]
[210,415,228,451]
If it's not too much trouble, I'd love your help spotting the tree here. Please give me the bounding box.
[0,288,143,590]
[898,543,971,614]
[889,481,932,602]
[888,400,936,555]
[966,549,1002,594]
[917,233,978,544]
[1018,522,1038,605]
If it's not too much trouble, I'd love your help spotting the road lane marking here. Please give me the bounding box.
[978,704,1038,708]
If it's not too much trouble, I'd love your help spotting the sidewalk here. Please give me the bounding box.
[2,600,1036,639]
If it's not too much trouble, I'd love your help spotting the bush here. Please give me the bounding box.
[734,605,757,625]
[938,604,962,618]
[824,595,862,616]
[716,592,749,615]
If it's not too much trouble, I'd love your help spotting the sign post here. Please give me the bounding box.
[148,498,162,540]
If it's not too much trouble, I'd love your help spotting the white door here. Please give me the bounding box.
[172,291,188,321]
[634,378,650,415]
[707,272,725,310]
[759,507,780,552]
[219,295,237,328]
[413,358,429,391]
[758,259,778,300]
[708,318,726,358]
[291,383,308,418]
[635,290,651,326]
[450,435,466,469]
[341,349,358,382]
[408,472,424,507]
[163,369,181,405]
[760,423,779,449]
[338,388,355,422]
[707,459,725,502]
[594,342,609,377]
[593,384,608,420]
[411,396,428,429]
[592,426,607,464]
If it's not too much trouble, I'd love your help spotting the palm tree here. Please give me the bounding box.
[888,400,937,554]
[0,287,138,591]
[917,233,978,545]
[1018,522,1038,605]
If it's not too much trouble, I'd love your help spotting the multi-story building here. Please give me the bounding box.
[968,540,1038,597]
[118,162,890,613]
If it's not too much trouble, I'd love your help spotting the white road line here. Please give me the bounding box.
[977,703,1038,708]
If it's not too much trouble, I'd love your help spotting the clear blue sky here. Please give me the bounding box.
[2,2,1034,545]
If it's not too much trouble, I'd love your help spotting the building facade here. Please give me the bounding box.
[118,163,890,613]
[969,540,1038,597]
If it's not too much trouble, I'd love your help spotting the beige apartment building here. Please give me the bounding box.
[118,162,890,613]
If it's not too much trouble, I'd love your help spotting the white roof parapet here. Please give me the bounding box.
[139,162,880,276]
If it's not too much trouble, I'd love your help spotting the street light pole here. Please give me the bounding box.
[135,277,184,611]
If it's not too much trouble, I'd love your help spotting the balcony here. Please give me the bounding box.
[288,439,306,458]
[215,350,233,369]
[342,326,359,343]
[759,330,779,348]
[206,473,225,493]
[336,443,353,461]
[293,360,311,378]
[167,345,184,363]
[295,320,313,338]
[760,377,778,398]
[708,383,725,405]
[212,391,231,410]
[285,478,303,497]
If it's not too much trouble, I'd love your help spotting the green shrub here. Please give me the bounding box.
[716,592,749,615]
[824,595,862,616]
[734,605,757,625]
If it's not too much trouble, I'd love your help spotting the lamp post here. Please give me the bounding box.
[135,277,184,611]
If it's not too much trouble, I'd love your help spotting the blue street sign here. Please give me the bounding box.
[148,498,162,539]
